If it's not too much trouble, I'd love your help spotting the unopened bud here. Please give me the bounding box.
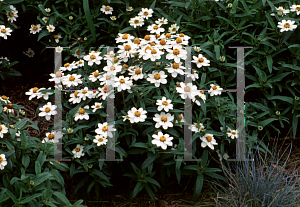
[219,56,226,62]
[228,3,233,8]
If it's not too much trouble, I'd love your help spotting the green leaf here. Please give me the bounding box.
[201,150,208,166]
[83,0,96,42]
[202,168,222,173]
[267,96,294,105]
[143,177,161,188]
[292,112,298,139]
[5,189,17,204]
[141,153,160,169]
[5,0,24,3]
[216,16,235,29]
[150,0,156,9]
[132,182,143,198]
[264,11,276,29]
[266,55,273,73]
[91,169,110,183]
[144,184,155,202]
[53,191,71,206]
[258,118,278,128]
[22,154,30,169]
[193,173,203,200]
[35,161,41,175]
[37,30,49,41]
[18,193,43,204]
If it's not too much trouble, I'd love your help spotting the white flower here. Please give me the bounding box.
[0,95,11,104]
[126,6,133,11]
[166,45,187,63]
[29,24,41,34]
[74,105,90,121]
[42,17,49,23]
[103,61,122,76]
[77,87,94,101]
[114,76,132,92]
[142,47,164,61]
[42,130,64,143]
[61,74,82,88]
[138,8,153,19]
[110,16,116,21]
[176,82,198,100]
[156,97,173,112]
[290,5,300,15]
[0,124,8,138]
[115,33,135,43]
[0,154,7,170]
[36,87,53,100]
[185,70,199,81]
[45,8,51,13]
[83,51,102,66]
[229,129,238,139]
[38,102,57,121]
[6,6,18,23]
[147,71,167,87]
[189,122,205,133]
[168,24,179,34]
[127,107,147,123]
[75,59,84,67]
[0,25,12,40]
[208,84,223,96]
[147,24,165,34]
[129,16,144,28]
[91,102,103,113]
[153,112,174,130]
[194,46,201,52]
[128,67,144,81]
[165,62,185,78]
[25,87,41,100]
[55,46,63,53]
[192,54,210,68]
[48,71,64,84]
[72,144,85,158]
[155,17,168,25]
[46,25,55,33]
[23,48,35,57]
[95,122,116,138]
[68,91,82,104]
[277,20,297,32]
[93,135,108,146]
[151,132,173,150]
[270,6,289,16]
[170,37,189,47]
[100,5,113,15]
[52,34,62,43]
[174,114,185,124]
[73,49,85,58]
[192,90,206,106]
[117,42,138,62]
[200,134,218,150]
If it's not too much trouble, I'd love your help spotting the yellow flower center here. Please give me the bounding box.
[69,76,75,81]
[102,126,108,131]
[296,7,300,11]
[105,6,110,11]
[1,95,8,100]
[195,124,198,128]
[198,58,204,62]
[48,133,55,139]
[134,19,139,24]
[178,114,182,120]
[151,49,157,54]
[206,136,212,142]
[79,108,85,114]
[90,54,96,59]
[54,35,59,39]
[284,23,290,28]
[98,138,103,142]
[154,73,161,80]
[74,91,78,97]
[119,78,125,83]
[162,101,168,105]
[0,156,3,163]
[0,126,2,131]
[33,26,38,30]
[135,111,141,117]
[7,104,13,109]
[143,11,149,16]
[160,136,166,142]
[185,86,190,92]
[145,46,152,51]
[161,116,167,122]
[150,42,155,46]
[153,25,159,30]
[212,86,218,90]
[110,65,115,70]
[122,33,128,39]
[82,90,87,94]
[94,71,99,77]
[64,63,70,67]
[176,38,182,44]
[160,39,166,45]
[106,75,111,80]
[155,34,160,38]
[45,107,51,113]
[172,62,179,69]
[179,33,184,37]
[124,45,131,51]
[177,83,181,87]
[144,35,150,40]
[135,69,141,74]
[76,50,80,55]
[56,71,62,77]
[134,38,140,44]
[165,33,171,38]
[9,11,14,17]
[200,91,205,94]
[33,87,39,93]
[173,49,180,55]
[75,147,80,152]
[172,28,177,31]
[227,130,231,133]
[1,29,6,33]
[232,131,236,135]
[44,18,48,22]
[279,9,283,12]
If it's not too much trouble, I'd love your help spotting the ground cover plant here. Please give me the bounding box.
[1,0,300,205]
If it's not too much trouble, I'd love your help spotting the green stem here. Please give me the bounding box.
[122,91,127,111]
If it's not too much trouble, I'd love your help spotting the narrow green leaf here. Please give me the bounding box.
[141,153,160,169]
[264,11,276,29]
[144,184,155,202]
[267,96,294,105]
[132,182,143,198]
[201,150,208,166]
[83,0,96,42]
[18,193,43,204]
[193,173,203,199]
[53,191,71,206]
[266,55,273,73]
[292,112,298,139]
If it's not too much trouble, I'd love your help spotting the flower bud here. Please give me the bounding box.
[30,181,34,186]
[258,126,263,131]
[219,56,226,62]
[84,137,89,141]
[228,3,233,8]
[295,96,299,101]
[193,46,201,52]
[69,16,73,20]
[88,164,93,168]
[275,111,280,115]
[67,128,73,134]
[84,37,87,41]
[277,11,283,16]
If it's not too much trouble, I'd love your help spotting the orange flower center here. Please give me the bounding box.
[9,12,14,17]
[162,101,168,105]
[94,71,99,77]
[165,33,171,38]
[1,29,6,33]
[0,156,3,162]
[212,86,218,90]
[7,104,13,109]
[198,58,204,62]
[143,11,148,16]
[96,105,100,108]
[177,83,181,87]
[173,49,180,55]
[145,46,152,51]
[284,23,290,28]
[48,133,55,139]
[176,38,182,44]
[75,147,80,152]
[119,78,125,83]
[185,86,190,92]
[124,45,131,51]
[79,108,85,114]
[150,42,155,46]
[33,87,39,93]
[1,95,8,100]
[172,62,179,69]
[160,39,166,45]
[69,76,75,81]
[54,35,58,39]
[74,91,78,97]
[153,25,159,30]
[64,63,70,67]
[123,64,129,68]
[154,73,160,80]
[82,90,87,94]
[105,6,110,11]
[76,50,80,55]
[179,33,184,37]
[279,9,283,12]
[134,19,139,24]
[33,26,38,30]
[161,116,167,122]
[232,131,236,135]
[160,136,166,142]
[98,138,103,142]
[206,136,212,142]
[135,69,141,74]
[296,7,300,11]
[122,33,128,39]
[144,35,150,40]
[151,49,157,54]
[56,71,62,77]
[178,114,182,120]
[45,107,51,113]
[134,38,140,44]
[102,126,108,131]
[135,111,141,117]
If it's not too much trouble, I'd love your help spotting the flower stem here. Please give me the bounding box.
[122,91,127,111]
